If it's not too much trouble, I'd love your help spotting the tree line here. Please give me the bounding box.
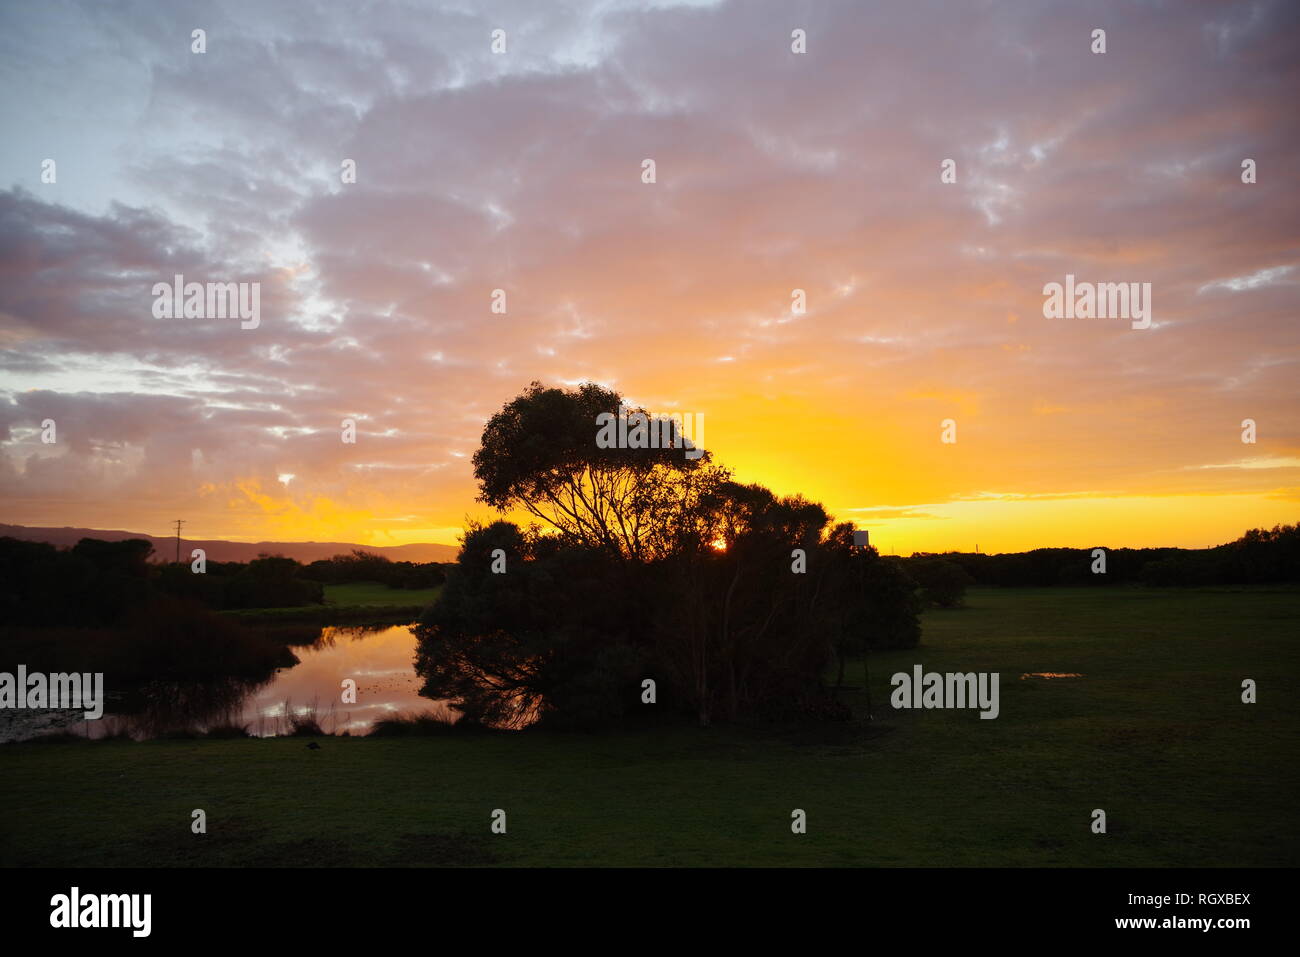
[0,537,291,682]
[902,523,1300,590]
[0,536,449,624]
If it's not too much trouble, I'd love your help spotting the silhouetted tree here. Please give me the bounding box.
[417,383,924,729]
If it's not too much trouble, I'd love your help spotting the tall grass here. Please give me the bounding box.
[368,709,468,736]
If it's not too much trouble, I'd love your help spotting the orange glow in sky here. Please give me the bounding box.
[1,3,1296,554]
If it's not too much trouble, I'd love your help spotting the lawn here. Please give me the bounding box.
[1,586,1296,867]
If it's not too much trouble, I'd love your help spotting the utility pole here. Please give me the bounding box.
[173,519,185,564]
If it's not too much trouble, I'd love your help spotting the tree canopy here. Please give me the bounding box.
[419,382,922,729]
[473,381,726,561]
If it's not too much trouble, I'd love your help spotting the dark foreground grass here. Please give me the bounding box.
[1,587,1296,867]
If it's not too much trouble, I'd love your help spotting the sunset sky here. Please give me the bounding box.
[1,0,1296,555]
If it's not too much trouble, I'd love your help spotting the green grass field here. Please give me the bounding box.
[2,586,1296,867]
[322,581,443,607]
[219,581,442,624]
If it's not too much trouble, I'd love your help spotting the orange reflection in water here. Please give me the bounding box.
[245,624,459,736]
[1019,672,1084,680]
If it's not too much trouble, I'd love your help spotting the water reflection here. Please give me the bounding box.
[1018,672,1084,679]
[86,673,275,739]
[76,624,458,740]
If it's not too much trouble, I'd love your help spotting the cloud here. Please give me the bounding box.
[0,0,1297,546]
[1198,265,1295,294]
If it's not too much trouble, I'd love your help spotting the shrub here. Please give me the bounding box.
[906,557,974,608]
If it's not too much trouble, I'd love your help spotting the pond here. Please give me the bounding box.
[50,624,458,741]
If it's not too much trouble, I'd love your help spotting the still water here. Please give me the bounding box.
[75,624,458,740]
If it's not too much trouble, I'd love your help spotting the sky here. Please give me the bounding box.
[0,0,1296,555]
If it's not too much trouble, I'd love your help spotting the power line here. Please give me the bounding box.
[173,519,185,564]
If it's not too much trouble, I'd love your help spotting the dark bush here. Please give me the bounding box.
[905,557,974,608]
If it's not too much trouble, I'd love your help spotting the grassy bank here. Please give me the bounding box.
[1,586,1296,867]
[219,581,442,625]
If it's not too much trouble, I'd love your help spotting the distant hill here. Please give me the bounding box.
[0,523,459,564]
